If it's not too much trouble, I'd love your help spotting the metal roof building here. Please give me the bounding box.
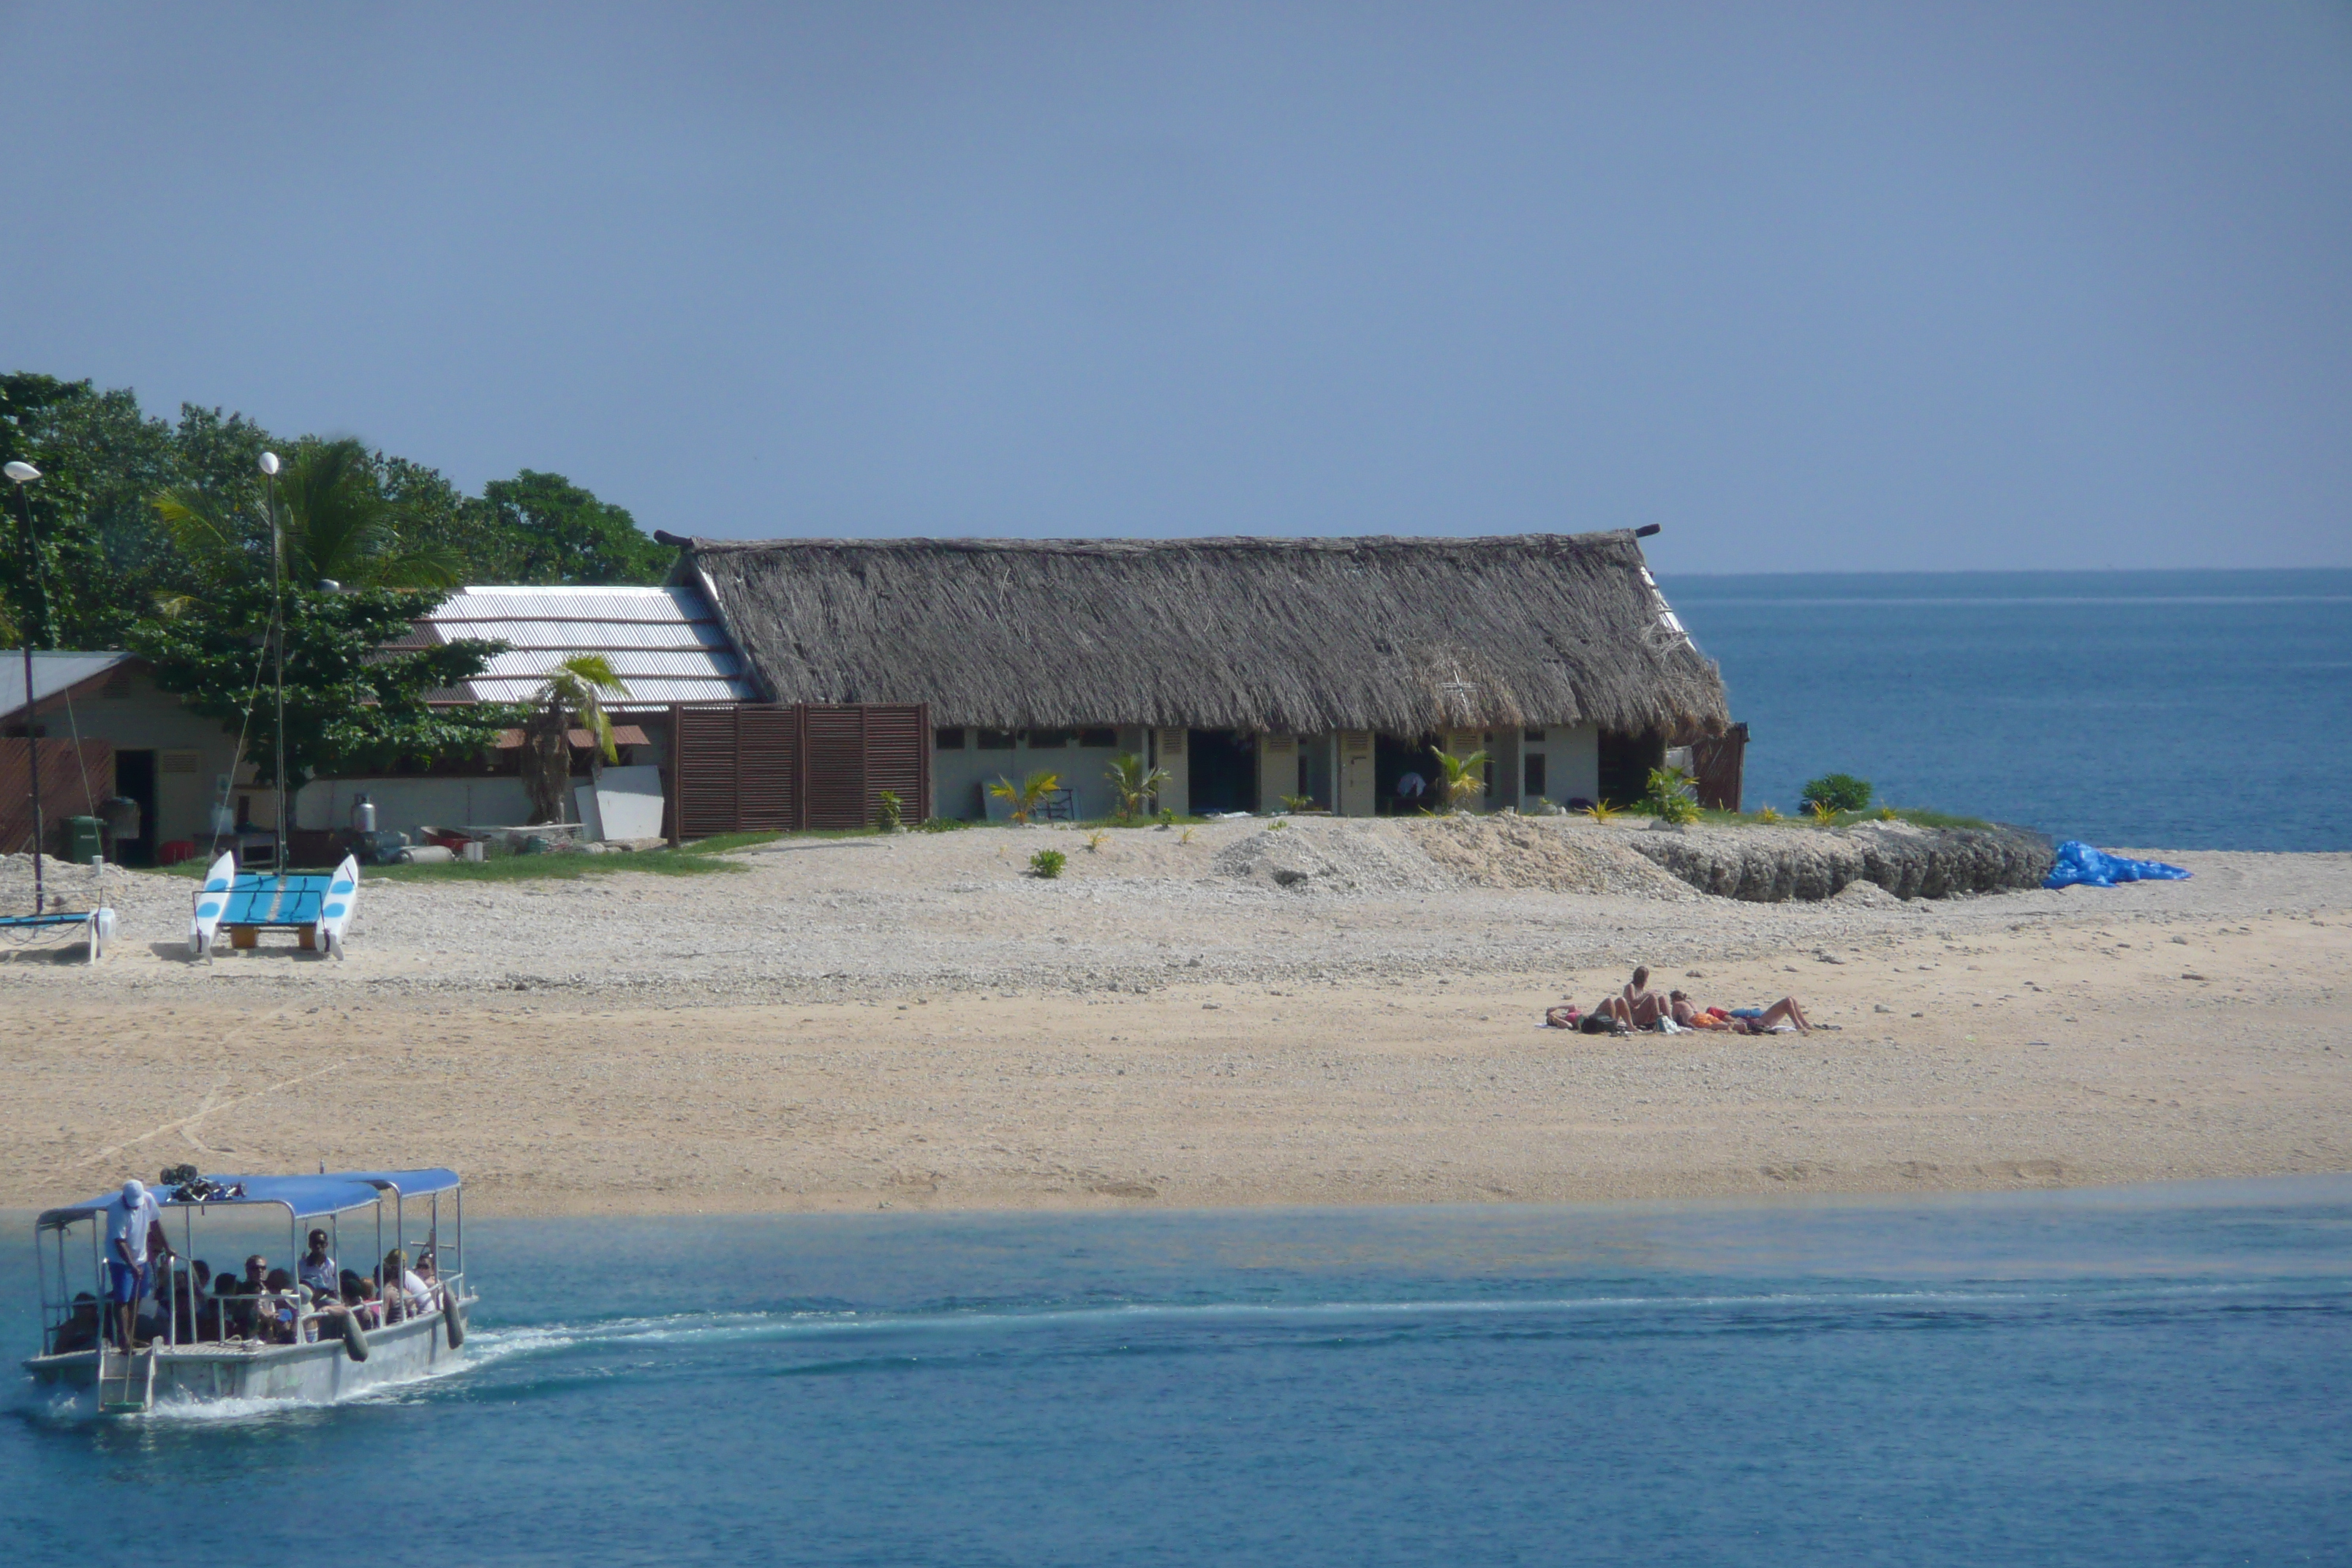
[404,585,761,707]
[1,650,139,722]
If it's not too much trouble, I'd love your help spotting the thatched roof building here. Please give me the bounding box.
[657,530,1728,736]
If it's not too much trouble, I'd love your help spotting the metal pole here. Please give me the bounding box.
[13,477,45,913]
[268,466,287,876]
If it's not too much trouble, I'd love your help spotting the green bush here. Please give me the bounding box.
[1029,848,1067,878]
[875,790,902,832]
[1644,765,1700,825]
[1799,773,1873,814]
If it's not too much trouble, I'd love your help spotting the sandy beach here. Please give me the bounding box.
[3,817,2346,1216]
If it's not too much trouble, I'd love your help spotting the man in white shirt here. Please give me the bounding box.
[106,1180,170,1351]
[298,1230,339,1297]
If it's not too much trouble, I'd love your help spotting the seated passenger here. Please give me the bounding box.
[383,1249,436,1317]
[50,1293,102,1355]
[258,1269,299,1344]
[348,1277,383,1330]
[298,1230,338,1297]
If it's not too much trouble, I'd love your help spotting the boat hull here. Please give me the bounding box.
[23,1299,470,1410]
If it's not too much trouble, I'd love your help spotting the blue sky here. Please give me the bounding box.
[4,3,2347,571]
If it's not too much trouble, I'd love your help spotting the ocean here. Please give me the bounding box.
[7,1179,2350,1566]
[1660,569,2352,852]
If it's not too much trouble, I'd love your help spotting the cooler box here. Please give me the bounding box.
[63,815,104,865]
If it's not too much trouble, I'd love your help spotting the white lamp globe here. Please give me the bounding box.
[259,451,281,476]
[2,460,39,483]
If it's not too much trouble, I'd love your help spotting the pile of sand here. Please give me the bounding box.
[1402,815,1700,899]
[1209,818,1455,894]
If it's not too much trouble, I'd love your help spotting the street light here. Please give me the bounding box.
[7,461,48,911]
[259,451,287,875]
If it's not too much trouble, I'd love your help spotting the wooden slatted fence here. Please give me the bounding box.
[669,704,929,837]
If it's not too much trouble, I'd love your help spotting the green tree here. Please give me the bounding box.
[154,437,462,594]
[478,470,669,584]
[1104,752,1171,821]
[1433,748,1489,813]
[129,585,515,791]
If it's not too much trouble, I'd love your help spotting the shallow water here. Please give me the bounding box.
[1661,568,2352,851]
[7,1180,2350,1565]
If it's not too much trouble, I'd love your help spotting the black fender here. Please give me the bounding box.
[442,1289,465,1349]
[342,1313,369,1362]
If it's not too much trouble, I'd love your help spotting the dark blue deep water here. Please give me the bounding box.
[1660,569,2352,851]
[8,1180,2351,1566]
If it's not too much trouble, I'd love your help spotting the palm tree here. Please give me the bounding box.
[1432,748,1488,814]
[154,437,461,595]
[523,654,631,824]
[1104,753,1171,821]
[987,770,1061,826]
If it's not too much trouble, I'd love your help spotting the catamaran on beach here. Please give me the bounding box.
[25,1168,472,1414]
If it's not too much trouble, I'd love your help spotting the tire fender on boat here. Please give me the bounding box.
[442,1290,464,1349]
[342,1313,369,1362]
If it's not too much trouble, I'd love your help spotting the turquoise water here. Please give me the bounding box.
[8,1180,2351,1565]
[1661,569,2352,851]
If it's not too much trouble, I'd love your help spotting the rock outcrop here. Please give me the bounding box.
[1624,821,2054,902]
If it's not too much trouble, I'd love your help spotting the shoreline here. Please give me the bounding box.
[3,826,2346,1220]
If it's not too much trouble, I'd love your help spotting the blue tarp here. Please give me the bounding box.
[2043,840,2193,891]
[36,1168,460,1229]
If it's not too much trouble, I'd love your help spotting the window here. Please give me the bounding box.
[1026,728,1071,748]
[1523,727,1545,742]
[1079,727,1116,748]
[935,727,966,750]
[977,729,1017,750]
[1524,754,1546,798]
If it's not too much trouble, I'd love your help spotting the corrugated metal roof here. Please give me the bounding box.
[1,650,137,720]
[415,584,760,704]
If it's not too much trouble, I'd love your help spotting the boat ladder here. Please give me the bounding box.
[98,1343,156,1414]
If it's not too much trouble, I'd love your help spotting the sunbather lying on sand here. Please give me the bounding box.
[1670,990,1811,1033]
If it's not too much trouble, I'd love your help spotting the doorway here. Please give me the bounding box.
[1373,733,1441,815]
[113,749,158,867]
[1186,730,1257,814]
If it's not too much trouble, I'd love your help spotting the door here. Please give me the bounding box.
[113,750,159,867]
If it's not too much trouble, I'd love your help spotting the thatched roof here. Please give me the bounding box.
[657,531,1730,735]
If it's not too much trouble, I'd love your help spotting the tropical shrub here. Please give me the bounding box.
[988,770,1061,826]
[1806,799,1839,823]
[1433,750,1488,813]
[1085,830,1107,852]
[1754,804,1783,823]
[1105,753,1172,821]
[1278,793,1315,813]
[875,790,902,832]
[1029,848,1066,878]
[1577,799,1624,823]
[1799,773,1872,814]
[1644,765,1700,825]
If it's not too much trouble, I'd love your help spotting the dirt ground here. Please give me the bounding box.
[2,818,2346,1215]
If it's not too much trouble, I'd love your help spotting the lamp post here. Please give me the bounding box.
[5,459,47,913]
[260,451,286,875]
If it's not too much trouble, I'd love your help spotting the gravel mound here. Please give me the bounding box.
[1403,815,1699,899]
[1210,820,1453,894]
[1624,821,2056,902]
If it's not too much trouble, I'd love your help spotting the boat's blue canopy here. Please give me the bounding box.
[35,1169,461,1230]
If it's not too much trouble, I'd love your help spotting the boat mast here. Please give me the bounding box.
[262,451,285,875]
[7,461,45,915]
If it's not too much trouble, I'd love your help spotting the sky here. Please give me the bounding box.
[4,2,2348,572]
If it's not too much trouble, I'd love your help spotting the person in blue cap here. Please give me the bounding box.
[106,1179,171,1351]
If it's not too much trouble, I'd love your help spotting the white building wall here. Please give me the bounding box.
[295,777,533,837]
[1518,723,1600,808]
[931,727,1145,820]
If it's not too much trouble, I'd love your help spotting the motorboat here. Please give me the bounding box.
[24,1168,473,1414]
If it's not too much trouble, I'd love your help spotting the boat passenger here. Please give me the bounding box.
[383,1249,437,1316]
[346,1275,383,1330]
[51,1293,102,1355]
[258,1269,300,1344]
[298,1230,338,1296]
[106,1179,172,1351]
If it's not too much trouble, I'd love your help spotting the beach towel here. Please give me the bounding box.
[2043,840,2192,891]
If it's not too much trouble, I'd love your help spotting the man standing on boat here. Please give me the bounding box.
[106,1180,170,1351]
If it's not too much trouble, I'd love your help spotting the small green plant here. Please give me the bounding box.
[988,770,1062,826]
[1433,749,1488,813]
[875,790,902,832]
[1644,766,1700,825]
[1156,807,1176,827]
[1029,848,1066,878]
[1877,804,1899,821]
[1105,753,1173,821]
[1267,818,1286,831]
[1806,799,1839,823]
[1279,793,1314,813]
[1085,830,1107,852]
[1754,804,1783,824]
[1578,799,1625,823]
[1799,773,1872,815]
[914,815,970,833]
[1179,825,1195,845]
